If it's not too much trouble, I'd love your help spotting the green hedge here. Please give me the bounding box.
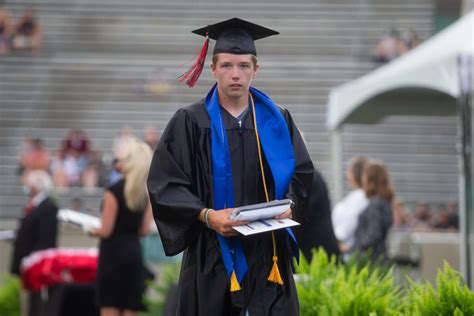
[295,249,474,316]
[141,262,181,316]
[0,274,20,316]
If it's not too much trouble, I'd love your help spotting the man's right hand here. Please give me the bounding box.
[206,208,249,237]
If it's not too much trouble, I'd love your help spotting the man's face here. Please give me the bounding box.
[211,54,259,100]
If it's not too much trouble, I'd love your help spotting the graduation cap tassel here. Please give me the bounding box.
[250,94,285,286]
[230,270,241,292]
[179,32,209,87]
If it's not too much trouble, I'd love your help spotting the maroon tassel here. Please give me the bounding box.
[179,32,209,87]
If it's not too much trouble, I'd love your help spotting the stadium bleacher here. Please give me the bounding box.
[1,0,455,219]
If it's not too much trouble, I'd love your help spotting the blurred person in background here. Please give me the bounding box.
[18,137,51,185]
[82,150,106,188]
[432,202,459,231]
[432,204,451,230]
[60,129,92,186]
[62,129,91,167]
[50,146,69,188]
[351,160,394,261]
[447,201,459,230]
[89,136,153,316]
[411,201,432,231]
[10,170,58,316]
[11,8,42,53]
[143,125,159,150]
[398,28,420,55]
[332,156,369,254]
[0,5,12,55]
[392,197,411,229]
[373,29,401,63]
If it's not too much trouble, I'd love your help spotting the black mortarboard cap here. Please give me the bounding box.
[179,17,278,87]
[192,17,279,56]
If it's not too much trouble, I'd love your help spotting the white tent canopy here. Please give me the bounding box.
[325,11,474,287]
[327,11,474,130]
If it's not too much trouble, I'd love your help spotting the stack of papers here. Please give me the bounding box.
[0,230,15,240]
[57,209,101,231]
[229,199,293,221]
[233,218,300,236]
[229,199,300,236]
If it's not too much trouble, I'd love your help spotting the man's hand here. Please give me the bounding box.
[274,207,292,220]
[206,208,249,237]
[339,242,350,253]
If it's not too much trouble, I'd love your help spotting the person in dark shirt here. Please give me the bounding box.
[351,160,394,261]
[10,170,58,316]
[11,9,43,53]
[89,136,154,316]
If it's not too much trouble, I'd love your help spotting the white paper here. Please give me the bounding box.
[230,204,290,221]
[233,218,300,236]
[57,209,101,231]
[228,199,292,221]
[0,230,15,240]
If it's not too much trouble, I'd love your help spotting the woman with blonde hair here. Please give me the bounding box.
[90,136,153,316]
[351,160,394,260]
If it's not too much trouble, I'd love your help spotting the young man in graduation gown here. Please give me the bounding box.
[147,18,314,316]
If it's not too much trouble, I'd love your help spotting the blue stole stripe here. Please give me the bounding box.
[205,84,299,284]
[250,87,299,261]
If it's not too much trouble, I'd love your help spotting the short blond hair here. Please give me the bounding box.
[212,54,258,68]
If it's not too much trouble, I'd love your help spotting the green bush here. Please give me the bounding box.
[295,249,474,316]
[295,249,401,315]
[0,274,20,316]
[140,262,181,316]
[399,262,474,316]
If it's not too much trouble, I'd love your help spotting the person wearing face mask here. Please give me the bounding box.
[10,170,58,316]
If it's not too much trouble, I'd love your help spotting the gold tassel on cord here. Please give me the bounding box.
[250,94,285,286]
[268,255,284,285]
[230,270,241,292]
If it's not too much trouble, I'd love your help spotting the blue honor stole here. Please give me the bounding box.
[205,83,299,286]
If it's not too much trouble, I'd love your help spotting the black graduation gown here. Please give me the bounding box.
[147,100,314,316]
[295,170,340,262]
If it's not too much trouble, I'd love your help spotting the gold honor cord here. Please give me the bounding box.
[250,94,284,286]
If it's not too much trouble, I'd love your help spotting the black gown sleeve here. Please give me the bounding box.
[300,170,340,261]
[36,199,58,250]
[147,108,207,256]
[281,109,314,225]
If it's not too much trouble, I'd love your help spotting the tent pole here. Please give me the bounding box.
[457,54,473,288]
[330,128,344,204]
